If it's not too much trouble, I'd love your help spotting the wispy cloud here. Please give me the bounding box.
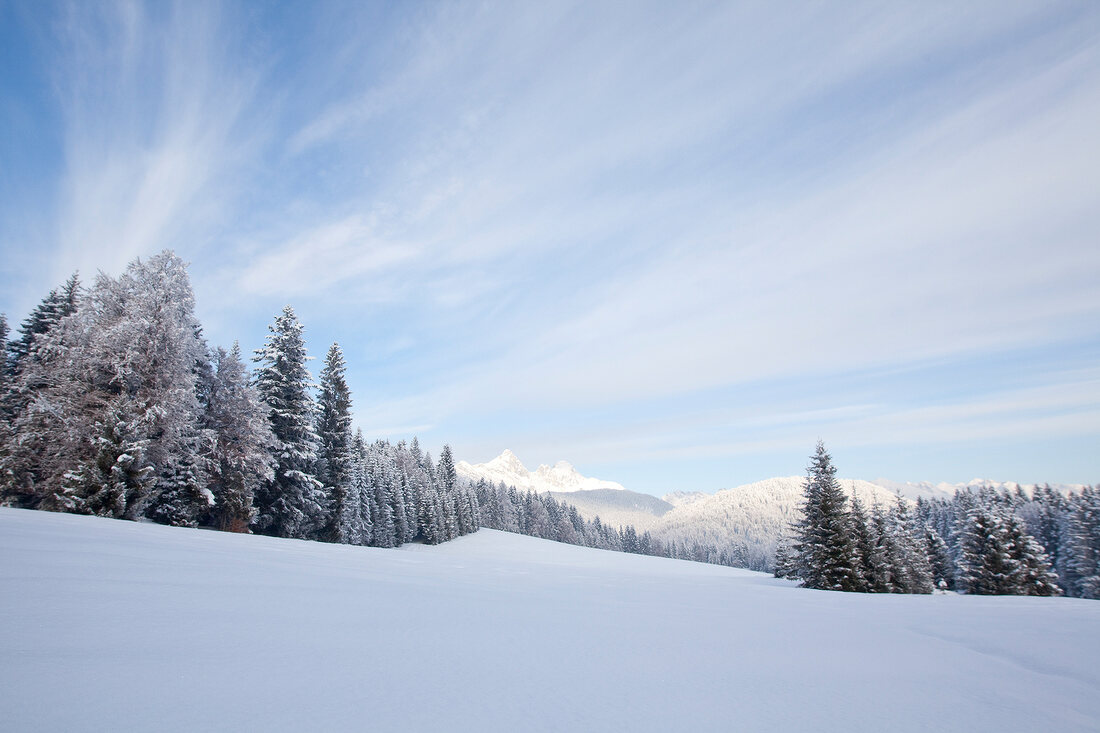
[49,2,260,283]
[2,1,1097,489]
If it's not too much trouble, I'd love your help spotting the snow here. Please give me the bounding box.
[457,448,627,493]
[3,507,1100,732]
[872,477,1090,501]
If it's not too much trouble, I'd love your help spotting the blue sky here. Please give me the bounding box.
[1,1,1098,494]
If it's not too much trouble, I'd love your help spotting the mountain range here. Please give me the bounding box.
[457,449,1091,570]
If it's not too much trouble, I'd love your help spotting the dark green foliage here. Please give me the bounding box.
[793,441,862,592]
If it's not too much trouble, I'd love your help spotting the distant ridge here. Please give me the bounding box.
[456,449,628,494]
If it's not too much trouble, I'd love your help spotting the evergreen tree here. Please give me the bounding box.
[252,306,325,539]
[348,430,374,545]
[924,527,955,590]
[1003,513,1061,597]
[849,496,887,592]
[8,273,80,373]
[0,313,9,388]
[204,344,275,532]
[886,499,934,594]
[53,403,154,517]
[792,441,861,591]
[316,343,354,543]
[957,506,1020,595]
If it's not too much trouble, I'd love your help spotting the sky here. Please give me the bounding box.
[1,1,1098,495]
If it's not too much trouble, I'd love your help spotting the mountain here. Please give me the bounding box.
[663,490,709,508]
[456,449,628,493]
[650,476,903,570]
[4,507,1098,732]
[457,450,908,569]
[546,488,673,531]
[871,477,1091,501]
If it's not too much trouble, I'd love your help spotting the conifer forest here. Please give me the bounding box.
[1,252,1097,599]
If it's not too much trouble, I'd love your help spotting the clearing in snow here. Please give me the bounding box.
[2,508,1098,732]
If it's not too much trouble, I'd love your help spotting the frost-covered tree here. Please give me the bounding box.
[204,344,275,532]
[1,277,84,507]
[6,254,209,521]
[316,343,354,543]
[883,499,934,594]
[1063,488,1100,598]
[252,306,325,539]
[955,504,1056,595]
[793,441,861,592]
[347,430,374,545]
[849,496,886,592]
[8,273,80,373]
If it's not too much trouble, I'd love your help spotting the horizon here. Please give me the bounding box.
[458,447,1095,498]
[1,2,1098,492]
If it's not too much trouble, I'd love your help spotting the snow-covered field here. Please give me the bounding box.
[2,508,1099,732]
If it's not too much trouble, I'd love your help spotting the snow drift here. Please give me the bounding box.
[2,508,1099,732]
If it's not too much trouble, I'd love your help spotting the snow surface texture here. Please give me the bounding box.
[456,448,627,493]
[3,508,1100,732]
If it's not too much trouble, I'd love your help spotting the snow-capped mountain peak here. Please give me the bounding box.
[457,450,626,494]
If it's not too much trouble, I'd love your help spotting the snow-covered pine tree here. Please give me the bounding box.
[0,313,9,389]
[793,441,861,592]
[252,306,326,539]
[369,447,397,547]
[7,273,80,374]
[437,445,459,540]
[0,277,85,508]
[924,527,955,590]
[957,505,1019,595]
[886,499,934,594]
[204,344,275,532]
[56,402,154,517]
[148,436,210,527]
[316,342,354,543]
[1066,487,1100,598]
[349,429,374,545]
[1003,512,1061,597]
[849,495,887,592]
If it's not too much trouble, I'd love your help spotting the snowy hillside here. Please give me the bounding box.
[872,477,1091,501]
[2,508,1099,732]
[546,488,673,531]
[652,476,901,569]
[457,449,627,493]
[663,489,710,507]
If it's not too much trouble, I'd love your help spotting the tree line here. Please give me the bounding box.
[474,478,747,565]
[777,441,1099,597]
[0,251,477,547]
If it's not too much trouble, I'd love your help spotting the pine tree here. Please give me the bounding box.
[1064,488,1100,598]
[887,499,934,594]
[957,506,1020,595]
[348,430,374,545]
[1,277,85,507]
[924,527,955,590]
[204,344,275,532]
[1003,513,1061,596]
[252,306,325,539]
[8,273,80,373]
[0,313,9,390]
[148,439,210,527]
[53,403,154,517]
[437,445,459,540]
[849,496,887,592]
[316,343,354,543]
[793,441,861,591]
